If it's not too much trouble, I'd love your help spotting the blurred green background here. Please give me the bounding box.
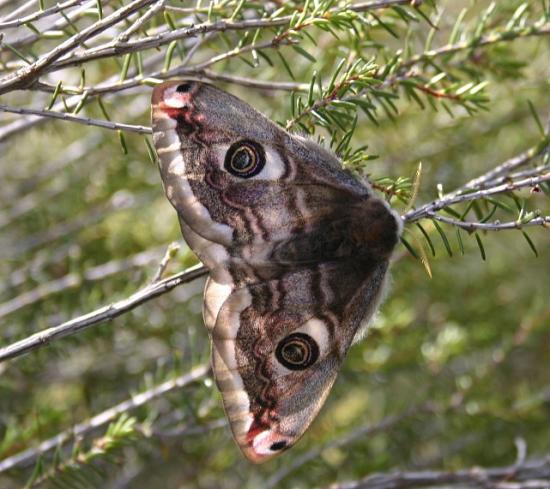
[0,1,549,488]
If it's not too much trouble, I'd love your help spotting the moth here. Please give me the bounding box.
[151,80,402,463]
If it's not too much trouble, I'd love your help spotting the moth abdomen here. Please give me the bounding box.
[348,198,402,258]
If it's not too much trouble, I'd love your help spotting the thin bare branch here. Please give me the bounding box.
[0,45,302,142]
[508,165,550,183]
[404,172,550,223]
[0,0,83,29]
[0,103,152,134]
[151,242,180,282]
[22,9,550,88]
[1,0,419,82]
[0,132,102,201]
[46,18,292,72]
[0,246,169,319]
[33,66,307,97]
[403,134,550,225]
[6,0,113,52]
[0,264,208,363]
[0,363,210,473]
[0,0,158,94]
[325,458,550,489]
[0,48,166,142]
[200,70,308,91]
[266,402,436,489]
[427,213,550,231]
[400,22,550,71]
[0,193,143,258]
[0,0,35,22]
[115,0,167,43]
[453,135,550,195]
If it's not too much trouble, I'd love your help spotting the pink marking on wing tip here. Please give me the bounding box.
[171,91,192,102]
[246,418,270,447]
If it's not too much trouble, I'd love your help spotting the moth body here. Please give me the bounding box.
[151,80,402,463]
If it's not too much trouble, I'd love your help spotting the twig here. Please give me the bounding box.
[413,83,461,100]
[33,68,307,97]
[3,1,419,80]
[0,0,35,22]
[454,136,550,195]
[400,135,550,226]
[200,70,308,91]
[0,132,102,201]
[508,165,550,184]
[0,48,166,142]
[0,0,83,29]
[115,0,167,43]
[427,213,550,232]
[0,0,158,94]
[266,402,435,489]
[49,21,292,72]
[0,71,303,141]
[0,363,210,473]
[0,246,168,319]
[0,104,152,134]
[0,193,142,258]
[400,22,550,71]
[45,18,550,90]
[151,242,180,282]
[325,458,550,489]
[404,172,550,223]
[5,0,104,50]
[0,264,208,363]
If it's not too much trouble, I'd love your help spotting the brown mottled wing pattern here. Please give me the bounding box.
[151,80,401,463]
